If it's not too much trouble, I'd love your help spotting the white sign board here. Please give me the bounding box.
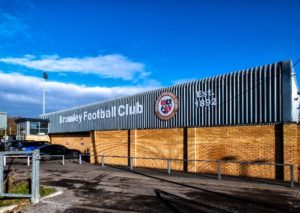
[0,112,7,130]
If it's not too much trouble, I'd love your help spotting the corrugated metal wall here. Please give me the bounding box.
[41,60,298,133]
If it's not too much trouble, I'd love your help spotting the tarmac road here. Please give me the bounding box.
[5,159,300,213]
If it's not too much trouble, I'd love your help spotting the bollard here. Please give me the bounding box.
[101,156,104,167]
[290,164,294,188]
[62,155,65,165]
[129,157,133,170]
[3,156,6,166]
[27,156,30,166]
[31,149,40,203]
[217,160,221,180]
[79,154,82,165]
[167,160,171,175]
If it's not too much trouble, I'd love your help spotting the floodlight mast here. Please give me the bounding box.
[42,72,48,115]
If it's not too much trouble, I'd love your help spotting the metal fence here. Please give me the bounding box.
[0,150,40,203]
[98,155,296,188]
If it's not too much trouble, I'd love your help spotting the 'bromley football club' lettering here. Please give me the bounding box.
[155,92,179,121]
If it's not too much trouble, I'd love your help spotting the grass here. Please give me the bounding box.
[0,181,56,207]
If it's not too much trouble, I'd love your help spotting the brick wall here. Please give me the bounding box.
[50,132,90,153]
[89,128,183,170]
[25,135,50,142]
[90,130,128,166]
[52,123,299,181]
[283,124,298,181]
[297,125,300,167]
[188,125,277,179]
[131,128,184,170]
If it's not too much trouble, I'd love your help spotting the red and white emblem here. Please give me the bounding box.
[155,92,179,121]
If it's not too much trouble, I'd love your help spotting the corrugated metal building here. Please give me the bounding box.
[41,60,299,132]
[40,60,300,181]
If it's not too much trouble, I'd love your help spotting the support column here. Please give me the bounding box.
[90,131,97,163]
[187,128,197,173]
[128,129,131,167]
[275,124,284,180]
[183,127,188,172]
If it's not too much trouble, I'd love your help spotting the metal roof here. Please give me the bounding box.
[40,60,299,133]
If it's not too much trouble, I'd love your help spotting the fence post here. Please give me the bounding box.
[31,150,40,203]
[79,154,82,165]
[62,155,65,165]
[217,160,221,180]
[128,157,133,170]
[167,160,171,175]
[101,156,104,167]
[290,164,294,188]
[0,153,3,195]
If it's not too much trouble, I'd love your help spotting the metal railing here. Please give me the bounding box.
[0,151,84,204]
[0,150,40,203]
[97,155,296,188]
[39,153,84,165]
[4,155,31,166]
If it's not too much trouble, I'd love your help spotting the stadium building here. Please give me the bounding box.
[38,60,299,181]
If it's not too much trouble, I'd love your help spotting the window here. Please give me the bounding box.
[29,121,48,135]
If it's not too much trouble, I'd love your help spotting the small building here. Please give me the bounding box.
[0,112,8,141]
[41,60,300,181]
[15,118,50,142]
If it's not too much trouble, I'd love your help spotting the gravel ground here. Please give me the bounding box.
[4,158,300,213]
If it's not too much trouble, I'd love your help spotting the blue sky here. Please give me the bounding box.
[0,0,299,117]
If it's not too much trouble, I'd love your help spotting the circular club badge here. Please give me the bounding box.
[155,92,179,121]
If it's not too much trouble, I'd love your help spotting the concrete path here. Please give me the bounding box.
[6,159,300,212]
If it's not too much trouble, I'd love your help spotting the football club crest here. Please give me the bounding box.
[155,92,179,121]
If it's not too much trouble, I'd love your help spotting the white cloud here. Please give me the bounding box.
[0,72,159,117]
[0,54,149,80]
[0,13,30,38]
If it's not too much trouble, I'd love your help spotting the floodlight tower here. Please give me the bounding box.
[42,72,48,115]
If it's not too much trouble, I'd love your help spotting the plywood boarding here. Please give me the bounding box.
[188,125,276,179]
[132,128,183,171]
